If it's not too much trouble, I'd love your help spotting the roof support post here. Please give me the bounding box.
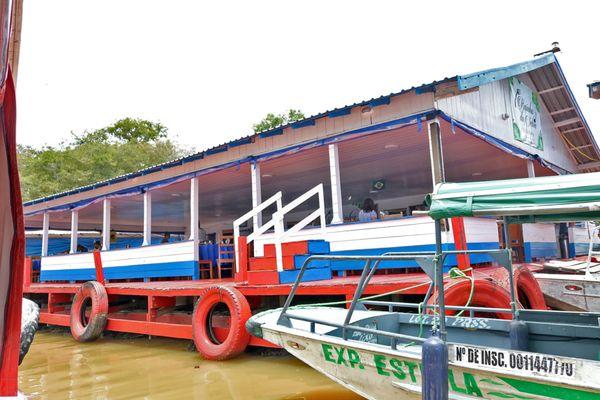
[526,160,535,178]
[102,199,111,251]
[189,177,199,241]
[143,191,152,246]
[70,209,78,254]
[427,119,445,186]
[251,161,262,231]
[41,212,49,257]
[328,143,344,224]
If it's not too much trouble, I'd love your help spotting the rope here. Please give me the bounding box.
[290,280,432,308]
[561,133,598,162]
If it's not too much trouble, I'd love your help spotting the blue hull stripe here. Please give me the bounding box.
[295,242,500,271]
[40,260,198,282]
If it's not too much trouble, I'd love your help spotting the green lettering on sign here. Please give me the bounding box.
[389,358,406,380]
[321,344,335,363]
[463,373,483,397]
[346,348,364,369]
[373,355,390,376]
[448,370,467,394]
[334,346,348,366]
[404,361,418,383]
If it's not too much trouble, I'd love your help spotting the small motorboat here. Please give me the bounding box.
[533,226,600,311]
[247,173,600,400]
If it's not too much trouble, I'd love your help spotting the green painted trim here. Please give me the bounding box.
[500,377,600,400]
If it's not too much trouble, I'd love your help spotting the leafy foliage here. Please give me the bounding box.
[18,118,185,201]
[252,109,305,133]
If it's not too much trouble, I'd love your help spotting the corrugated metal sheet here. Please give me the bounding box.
[23,78,454,206]
[23,55,599,208]
[528,62,600,172]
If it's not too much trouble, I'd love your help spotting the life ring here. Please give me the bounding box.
[192,285,251,360]
[427,278,514,320]
[70,281,108,342]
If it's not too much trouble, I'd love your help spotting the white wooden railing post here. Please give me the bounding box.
[41,212,50,257]
[328,144,344,224]
[318,183,327,233]
[143,191,152,246]
[70,209,78,254]
[274,211,284,272]
[251,161,263,232]
[189,177,200,241]
[102,199,111,251]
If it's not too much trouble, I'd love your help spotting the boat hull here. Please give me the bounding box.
[252,308,600,400]
[534,273,600,312]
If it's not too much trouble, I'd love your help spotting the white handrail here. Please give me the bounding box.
[272,183,326,271]
[233,191,283,272]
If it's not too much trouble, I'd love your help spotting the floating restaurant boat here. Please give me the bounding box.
[21,53,600,361]
[247,172,600,400]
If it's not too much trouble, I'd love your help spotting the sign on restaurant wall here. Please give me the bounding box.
[509,77,544,150]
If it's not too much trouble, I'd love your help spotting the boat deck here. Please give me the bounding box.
[24,265,536,345]
[25,269,437,297]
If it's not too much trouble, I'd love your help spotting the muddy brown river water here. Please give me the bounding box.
[19,331,364,400]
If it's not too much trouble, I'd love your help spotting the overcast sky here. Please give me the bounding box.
[16,1,600,150]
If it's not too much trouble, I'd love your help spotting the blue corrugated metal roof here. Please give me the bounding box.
[23,77,455,207]
[26,53,593,208]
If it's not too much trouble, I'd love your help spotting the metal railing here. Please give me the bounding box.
[277,247,516,347]
[233,191,282,271]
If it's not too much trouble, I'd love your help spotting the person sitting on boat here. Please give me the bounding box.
[93,240,101,251]
[358,198,379,222]
[161,232,171,244]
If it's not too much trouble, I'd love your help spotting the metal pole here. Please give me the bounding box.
[341,259,373,339]
[422,218,449,400]
[434,219,447,340]
[503,217,519,319]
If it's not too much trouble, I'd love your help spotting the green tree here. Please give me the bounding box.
[18,118,186,201]
[253,109,305,133]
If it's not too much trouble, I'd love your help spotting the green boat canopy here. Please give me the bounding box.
[425,172,600,223]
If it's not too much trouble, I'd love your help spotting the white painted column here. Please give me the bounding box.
[143,191,152,246]
[69,210,78,254]
[102,199,111,250]
[427,119,445,186]
[41,212,50,257]
[251,161,262,231]
[189,177,199,241]
[328,143,344,224]
[526,160,536,178]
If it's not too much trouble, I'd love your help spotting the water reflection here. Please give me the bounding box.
[19,331,364,400]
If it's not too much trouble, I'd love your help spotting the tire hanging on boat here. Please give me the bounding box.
[70,281,108,342]
[484,266,547,310]
[427,278,514,320]
[192,285,251,361]
[512,266,547,310]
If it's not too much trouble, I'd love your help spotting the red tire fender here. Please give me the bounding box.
[70,281,108,342]
[427,278,514,320]
[513,266,547,310]
[192,285,251,361]
[481,266,547,310]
